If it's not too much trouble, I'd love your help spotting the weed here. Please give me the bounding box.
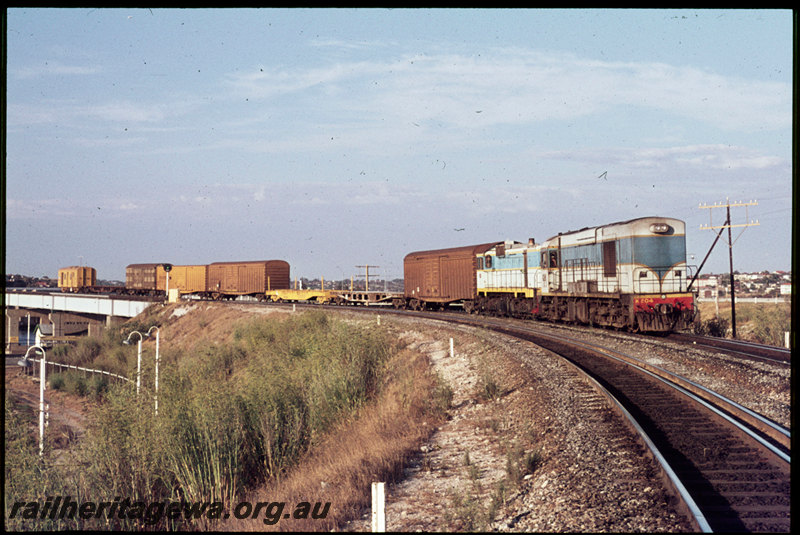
[505,442,541,485]
[447,488,490,531]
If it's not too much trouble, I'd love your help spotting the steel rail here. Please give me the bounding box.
[553,348,713,532]
[502,324,791,455]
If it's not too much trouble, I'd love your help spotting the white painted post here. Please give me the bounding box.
[377,315,381,326]
[371,482,385,532]
[155,329,160,416]
[27,313,31,345]
[292,303,296,313]
[136,338,142,396]
[38,348,46,456]
[786,332,790,349]
[450,337,454,359]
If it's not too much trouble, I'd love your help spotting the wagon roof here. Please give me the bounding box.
[126,263,168,269]
[207,260,289,265]
[404,242,502,260]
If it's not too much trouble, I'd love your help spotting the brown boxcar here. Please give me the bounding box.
[404,243,500,306]
[58,266,97,292]
[206,260,290,298]
[161,264,208,295]
[126,263,164,292]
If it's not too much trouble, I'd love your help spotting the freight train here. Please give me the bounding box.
[396,217,695,332]
[59,260,291,300]
[57,216,695,333]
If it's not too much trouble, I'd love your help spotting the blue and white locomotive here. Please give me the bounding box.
[471,217,695,332]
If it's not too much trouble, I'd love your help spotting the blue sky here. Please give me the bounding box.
[5,8,793,281]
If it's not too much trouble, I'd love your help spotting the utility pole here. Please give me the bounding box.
[699,198,759,339]
[356,265,380,292]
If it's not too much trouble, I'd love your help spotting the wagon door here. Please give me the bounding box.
[440,254,470,300]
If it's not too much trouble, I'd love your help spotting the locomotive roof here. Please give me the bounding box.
[543,216,682,242]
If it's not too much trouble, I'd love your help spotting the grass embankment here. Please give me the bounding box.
[694,301,791,346]
[5,308,450,531]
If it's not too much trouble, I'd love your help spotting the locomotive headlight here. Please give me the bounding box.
[650,223,670,234]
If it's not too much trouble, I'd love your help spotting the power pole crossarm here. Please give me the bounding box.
[698,198,759,339]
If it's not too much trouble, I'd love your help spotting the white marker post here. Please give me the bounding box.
[371,482,385,532]
[147,326,161,416]
[450,337,454,358]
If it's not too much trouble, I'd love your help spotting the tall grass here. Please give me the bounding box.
[6,310,410,531]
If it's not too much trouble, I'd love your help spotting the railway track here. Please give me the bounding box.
[330,306,790,532]
[503,328,789,532]
[667,333,791,365]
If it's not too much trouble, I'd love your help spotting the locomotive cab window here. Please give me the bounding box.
[548,251,559,268]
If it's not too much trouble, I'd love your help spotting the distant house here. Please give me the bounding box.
[697,276,718,298]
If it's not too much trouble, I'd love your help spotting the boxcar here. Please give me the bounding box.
[125,263,164,293]
[58,266,97,292]
[164,264,208,295]
[401,242,500,310]
[206,260,290,299]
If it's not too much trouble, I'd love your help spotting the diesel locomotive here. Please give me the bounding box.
[397,217,695,333]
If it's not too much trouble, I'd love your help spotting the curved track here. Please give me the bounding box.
[331,306,790,532]
[500,327,790,532]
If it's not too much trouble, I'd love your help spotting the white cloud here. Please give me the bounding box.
[542,144,787,172]
[13,61,100,79]
[222,48,790,135]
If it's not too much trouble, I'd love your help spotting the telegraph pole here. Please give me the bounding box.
[356,265,380,292]
[699,198,759,339]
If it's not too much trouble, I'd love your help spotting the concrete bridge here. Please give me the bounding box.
[4,291,154,355]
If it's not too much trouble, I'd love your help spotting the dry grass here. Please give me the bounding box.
[695,300,791,346]
[226,345,450,532]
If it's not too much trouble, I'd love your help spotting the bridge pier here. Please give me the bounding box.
[5,309,49,355]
